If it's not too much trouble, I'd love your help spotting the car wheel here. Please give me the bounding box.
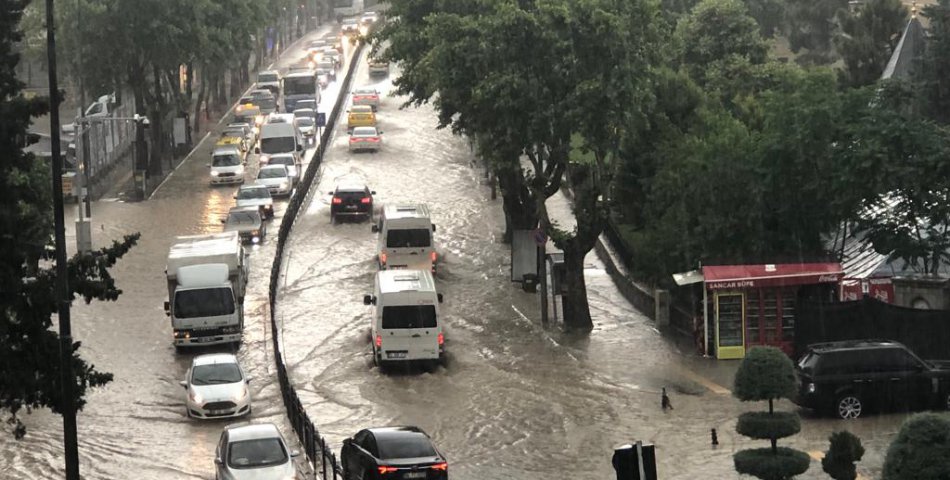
[836,393,863,419]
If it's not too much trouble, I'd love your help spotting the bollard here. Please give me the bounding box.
[711,428,719,446]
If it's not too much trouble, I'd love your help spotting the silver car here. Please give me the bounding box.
[234,184,274,219]
[348,126,383,153]
[214,423,303,480]
[351,87,380,111]
[265,154,300,187]
[181,354,252,420]
[222,206,266,244]
[256,164,293,197]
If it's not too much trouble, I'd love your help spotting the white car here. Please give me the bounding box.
[256,164,293,197]
[180,354,251,420]
[349,126,383,153]
[351,87,380,111]
[234,184,274,219]
[214,423,303,480]
[265,154,300,187]
[209,146,246,185]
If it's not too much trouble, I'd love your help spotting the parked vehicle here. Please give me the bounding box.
[363,270,445,368]
[214,423,303,480]
[794,339,950,419]
[341,426,448,480]
[256,164,293,197]
[222,206,266,244]
[351,87,380,111]
[209,145,246,186]
[234,184,274,219]
[180,353,252,420]
[329,184,375,223]
[164,232,248,349]
[372,204,438,272]
[349,126,383,153]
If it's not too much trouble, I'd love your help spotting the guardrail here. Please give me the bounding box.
[268,39,366,480]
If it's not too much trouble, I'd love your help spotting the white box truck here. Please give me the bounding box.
[164,232,248,350]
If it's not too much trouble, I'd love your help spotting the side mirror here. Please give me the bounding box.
[179,380,188,389]
[296,144,303,152]
[254,147,261,154]
[163,301,171,315]
[245,376,253,383]
[328,191,334,195]
[437,293,444,304]
[232,195,237,199]
[363,294,373,305]
[370,191,376,195]
[213,457,223,465]
[371,225,379,233]
[432,224,437,232]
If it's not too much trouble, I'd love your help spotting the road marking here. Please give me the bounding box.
[672,364,731,395]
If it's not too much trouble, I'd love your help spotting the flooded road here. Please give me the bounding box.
[0,26,355,479]
[275,56,909,479]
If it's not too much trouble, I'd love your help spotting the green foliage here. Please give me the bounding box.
[882,413,950,480]
[1,0,139,436]
[736,411,801,440]
[822,431,865,480]
[734,447,811,480]
[835,0,909,88]
[734,347,797,402]
[742,0,785,37]
[784,0,849,64]
[919,0,950,124]
[674,0,768,86]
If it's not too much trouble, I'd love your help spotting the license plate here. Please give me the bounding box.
[209,409,230,415]
[403,472,426,479]
[192,336,215,343]
[387,351,407,359]
[345,205,357,210]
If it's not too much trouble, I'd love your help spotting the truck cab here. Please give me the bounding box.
[372,204,437,272]
[363,270,445,369]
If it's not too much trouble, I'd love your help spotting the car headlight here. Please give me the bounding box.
[806,382,816,394]
[210,170,220,177]
[235,166,245,176]
[280,181,289,189]
[260,155,269,164]
[189,390,203,404]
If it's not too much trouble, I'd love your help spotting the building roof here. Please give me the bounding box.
[702,263,843,290]
[881,16,926,81]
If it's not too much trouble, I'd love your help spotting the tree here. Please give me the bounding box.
[1,0,139,436]
[919,0,950,124]
[822,431,865,480]
[882,413,950,480]
[835,0,908,88]
[732,347,810,480]
[674,0,768,86]
[743,0,785,37]
[785,0,849,65]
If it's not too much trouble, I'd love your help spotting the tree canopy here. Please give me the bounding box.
[882,413,950,480]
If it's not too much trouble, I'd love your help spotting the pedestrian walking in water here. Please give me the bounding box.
[661,387,673,411]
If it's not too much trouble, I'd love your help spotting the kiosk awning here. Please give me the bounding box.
[702,263,843,290]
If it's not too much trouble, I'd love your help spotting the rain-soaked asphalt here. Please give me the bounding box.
[274,54,914,480]
[0,26,354,479]
[0,31,921,480]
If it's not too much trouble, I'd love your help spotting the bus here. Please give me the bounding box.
[282,71,320,113]
[333,0,364,20]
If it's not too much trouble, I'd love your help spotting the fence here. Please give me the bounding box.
[267,39,366,480]
[76,102,136,185]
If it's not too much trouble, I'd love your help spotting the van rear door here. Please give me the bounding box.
[378,304,440,361]
[383,228,433,269]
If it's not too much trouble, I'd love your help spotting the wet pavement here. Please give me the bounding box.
[274,55,913,479]
[0,25,355,479]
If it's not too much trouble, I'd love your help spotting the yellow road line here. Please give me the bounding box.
[673,364,731,395]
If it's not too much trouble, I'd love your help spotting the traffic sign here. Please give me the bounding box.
[316,112,327,127]
[533,228,547,246]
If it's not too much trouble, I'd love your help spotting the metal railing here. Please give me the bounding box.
[267,39,366,480]
[75,102,136,182]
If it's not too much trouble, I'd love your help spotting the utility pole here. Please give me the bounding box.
[45,0,81,477]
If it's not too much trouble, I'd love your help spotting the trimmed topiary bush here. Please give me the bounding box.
[882,413,950,480]
[822,430,864,480]
[733,346,809,480]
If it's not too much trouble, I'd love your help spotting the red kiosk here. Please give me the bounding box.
[702,263,843,359]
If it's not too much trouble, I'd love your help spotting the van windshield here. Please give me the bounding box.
[260,136,296,154]
[386,229,431,248]
[382,305,437,329]
[174,287,235,318]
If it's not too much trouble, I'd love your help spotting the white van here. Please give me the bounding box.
[255,121,303,165]
[371,204,437,272]
[363,270,444,367]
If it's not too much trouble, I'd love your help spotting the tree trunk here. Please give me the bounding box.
[560,242,594,330]
[769,398,777,454]
[496,167,538,243]
[193,66,207,138]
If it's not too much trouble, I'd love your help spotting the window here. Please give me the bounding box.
[212,154,241,167]
[377,435,437,460]
[237,188,270,200]
[258,73,278,83]
[227,211,259,225]
[879,348,924,372]
[382,305,437,329]
[192,363,242,385]
[228,438,287,469]
[386,229,431,248]
[260,137,296,154]
[174,288,235,318]
[258,167,287,179]
[716,294,744,348]
[284,76,317,96]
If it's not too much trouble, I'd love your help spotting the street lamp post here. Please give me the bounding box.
[44,0,82,478]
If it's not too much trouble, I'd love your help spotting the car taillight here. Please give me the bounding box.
[430,251,438,262]
[370,95,378,100]
[353,96,364,101]
[378,466,397,474]
[380,253,387,264]
[437,333,444,345]
[366,137,380,142]
[332,197,342,204]
[360,197,371,204]
[431,462,448,471]
[375,335,382,348]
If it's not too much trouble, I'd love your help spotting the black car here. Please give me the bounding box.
[329,184,375,223]
[794,339,950,419]
[341,426,448,480]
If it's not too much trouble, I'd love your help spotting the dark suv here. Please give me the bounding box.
[794,340,950,419]
[329,184,375,223]
[341,426,448,480]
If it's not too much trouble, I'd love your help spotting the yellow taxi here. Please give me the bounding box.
[346,105,377,132]
[215,135,248,159]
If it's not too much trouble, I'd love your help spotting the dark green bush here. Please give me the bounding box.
[734,447,811,480]
[882,413,950,480]
[733,346,797,402]
[822,430,864,480]
[736,411,801,440]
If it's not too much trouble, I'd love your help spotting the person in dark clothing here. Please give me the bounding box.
[661,387,673,411]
